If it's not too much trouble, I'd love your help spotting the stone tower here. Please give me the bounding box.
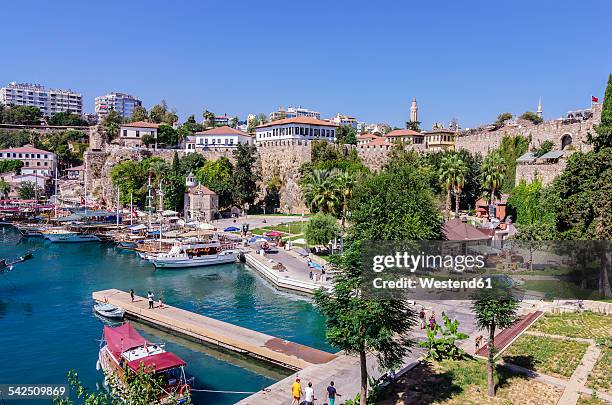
[537,96,543,118]
[185,172,196,188]
[410,97,418,123]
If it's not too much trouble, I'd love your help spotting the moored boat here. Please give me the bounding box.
[94,303,126,319]
[97,324,190,403]
[42,229,101,243]
[148,238,240,269]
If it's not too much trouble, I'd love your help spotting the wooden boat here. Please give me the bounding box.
[97,324,190,404]
[147,238,240,269]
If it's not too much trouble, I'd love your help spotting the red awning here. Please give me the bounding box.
[104,323,149,356]
[127,352,186,373]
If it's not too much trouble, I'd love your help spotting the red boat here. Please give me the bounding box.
[97,323,190,403]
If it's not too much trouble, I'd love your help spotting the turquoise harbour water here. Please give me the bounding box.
[0,227,333,404]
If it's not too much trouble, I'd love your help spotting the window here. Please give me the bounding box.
[123,129,127,137]
[136,130,140,138]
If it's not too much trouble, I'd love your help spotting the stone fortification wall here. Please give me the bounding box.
[515,160,568,185]
[356,143,426,171]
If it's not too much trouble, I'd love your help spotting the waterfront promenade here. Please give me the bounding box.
[92,289,336,370]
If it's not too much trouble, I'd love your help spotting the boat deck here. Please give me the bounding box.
[92,289,337,370]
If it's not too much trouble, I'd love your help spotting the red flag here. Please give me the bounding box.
[592,96,599,103]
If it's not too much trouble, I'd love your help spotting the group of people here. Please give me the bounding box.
[418,307,438,331]
[291,378,340,405]
[129,289,164,309]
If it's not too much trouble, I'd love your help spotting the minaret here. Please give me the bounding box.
[410,97,418,123]
[536,96,543,118]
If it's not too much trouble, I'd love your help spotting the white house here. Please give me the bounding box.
[119,121,160,148]
[330,113,358,128]
[255,116,338,143]
[186,126,253,151]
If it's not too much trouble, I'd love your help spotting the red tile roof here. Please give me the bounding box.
[0,144,54,155]
[121,121,160,129]
[189,184,217,195]
[385,129,423,138]
[443,218,491,241]
[195,126,249,136]
[357,133,381,140]
[364,137,391,146]
[256,116,339,129]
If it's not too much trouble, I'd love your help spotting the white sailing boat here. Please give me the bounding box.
[147,238,240,268]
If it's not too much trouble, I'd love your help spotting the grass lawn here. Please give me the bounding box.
[587,346,611,395]
[578,394,610,405]
[530,312,612,340]
[250,221,309,236]
[378,359,562,404]
[502,335,589,378]
[522,280,602,300]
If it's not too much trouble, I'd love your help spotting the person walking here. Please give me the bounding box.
[130,289,135,302]
[429,311,437,330]
[325,381,341,405]
[147,291,154,309]
[290,377,302,405]
[419,307,426,329]
[304,381,315,405]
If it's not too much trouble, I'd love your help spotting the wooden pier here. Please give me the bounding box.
[92,289,336,370]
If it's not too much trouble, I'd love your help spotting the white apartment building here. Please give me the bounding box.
[255,116,338,143]
[269,106,321,121]
[0,82,82,116]
[0,145,58,178]
[330,113,358,128]
[119,121,159,148]
[95,92,142,119]
[186,126,253,151]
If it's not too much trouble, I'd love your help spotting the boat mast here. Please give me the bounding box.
[116,185,120,227]
[130,192,133,226]
[158,181,163,250]
[146,175,153,232]
[53,167,59,219]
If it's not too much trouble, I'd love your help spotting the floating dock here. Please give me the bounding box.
[92,289,337,370]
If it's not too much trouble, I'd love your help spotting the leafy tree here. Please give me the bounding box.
[0,159,24,174]
[590,74,612,150]
[141,134,155,147]
[18,181,43,200]
[264,175,281,213]
[305,212,339,246]
[157,124,179,146]
[232,143,259,208]
[471,287,519,396]
[179,153,206,175]
[519,111,543,124]
[335,170,356,231]
[246,116,259,133]
[438,154,468,218]
[1,105,42,125]
[0,129,37,148]
[163,152,185,212]
[0,178,10,198]
[100,109,123,140]
[507,178,550,225]
[533,139,554,157]
[256,113,268,125]
[131,105,148,122]
[48,111,88,126]
[37,130,88,168]
[181,115,205,133]
[494,112,513,126]
[498,135,529,192]
[203,110,216,128]
[481,152,505,203]
[195,157,234,208]
[301,169,340,214]
[514,223,554,271]
[229,116,239,128]
[110,160,149,207]
[150,101,177,125]
[406,120,421,131]
[336,125,357,145]
[315,165,441,404]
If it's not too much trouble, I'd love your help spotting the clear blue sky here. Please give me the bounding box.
[3,0,612,129]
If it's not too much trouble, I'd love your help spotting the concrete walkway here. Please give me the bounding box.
[92,289,336,370]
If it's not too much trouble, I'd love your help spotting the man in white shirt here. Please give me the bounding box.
[304,381,315,405]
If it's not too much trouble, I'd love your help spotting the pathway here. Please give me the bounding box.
[475,311,544,359]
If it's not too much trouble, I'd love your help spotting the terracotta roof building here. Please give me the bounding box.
[384,129,425,145]
[255,116,338,143]
[187,126,254,151]
[183,173,219,221]
[119,121,160,148]
[0,144,58,178]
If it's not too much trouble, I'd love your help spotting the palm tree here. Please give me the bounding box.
[0,178,10,199]
[439,154,469,218]
[203,110,215,128]
[452,157,468,216]
[301,169,340,214]
[333,170,356,231]
[481,152,506,205]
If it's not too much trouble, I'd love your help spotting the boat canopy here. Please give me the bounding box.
[127,352,186,373]
[104,323,149,356]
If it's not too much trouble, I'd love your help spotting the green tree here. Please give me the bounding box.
[494,112,513,126]
[305,212,339,246]
[481,152,505,204]
[334,170,356,231]
[232,143,259,208]
[1,105,42,125]
[507,178,550,225]
[100,109,123,140]
[150,101,177,125]
[141,134,155,147]
[514,223,554,271]
[498,135,529,192]
[0,129,37,148]
[157,124,179,146]
[195,157,234,208]
[519,111,543,124]
[264,175,281,213]
[0,178,10,198]
[229,116,239,128]
[438,154,468,218]
[471,288,519,396]
[18,181,42,200]
[590,74,612,150]
[406,120,421,131]
[203,110,216,128]
[131,105,148,122]
[179,153,206,175]
[336,125,357,145]
[533,139,554,157]
[110,160,148,207]
[48,111,88,126]
[181,115,205,133]
[163,152,185,212]
[0,159,24,174]
[301,169,340,214]
[246,116,259,133]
